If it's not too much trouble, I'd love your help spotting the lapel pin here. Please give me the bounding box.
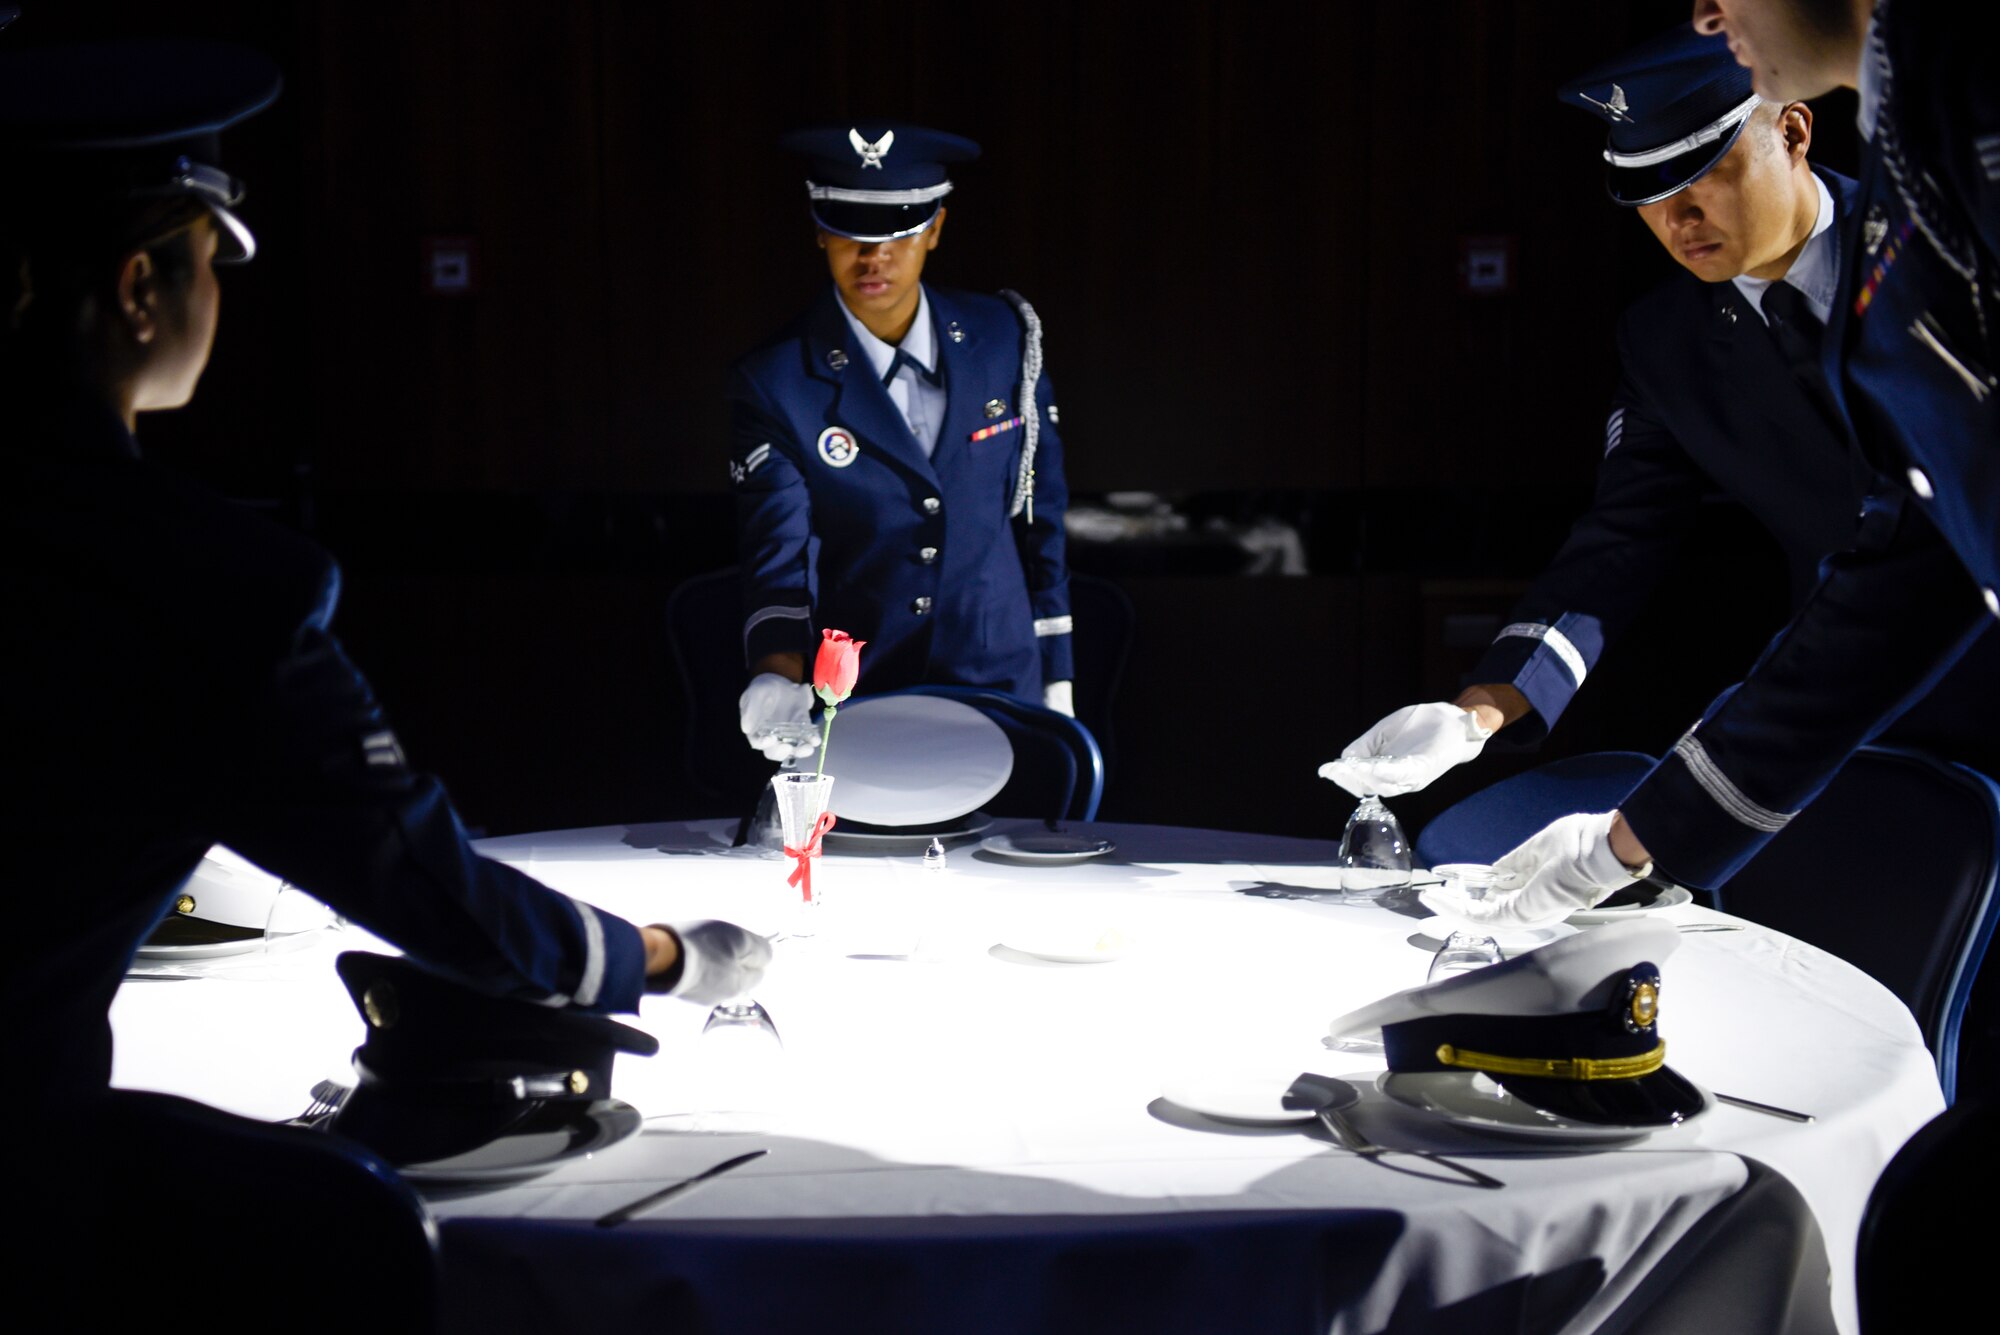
[816,426,860,468]
[826,348,849,372]
[1863,206,1889,255]
[984,398,1007,418]
[947,321,964,344]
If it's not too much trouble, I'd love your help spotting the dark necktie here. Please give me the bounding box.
[883,349,939,388]
[1764,282,1845,416]
[1762,282,1832,406]
[1763,279,1871,491]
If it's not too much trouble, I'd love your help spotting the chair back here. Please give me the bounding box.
[1714,746,2000,1104]
[1413,751,1657,868]
[1068,574,1136,778]
[1856,1095,1998,1331]
[664,567,771,808]
[885,684,1105,823]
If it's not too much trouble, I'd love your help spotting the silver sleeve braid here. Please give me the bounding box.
[1000,289,1043,520]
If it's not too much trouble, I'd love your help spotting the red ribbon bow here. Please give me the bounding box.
[785,810,837,902]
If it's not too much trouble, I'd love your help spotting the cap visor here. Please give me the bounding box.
[1607,116,1748,206]
[812,199,940,243]
[146,914,263,947]
[1494,1064,1708,1126]
[208,202,255,263]
[331,1085,597,1167]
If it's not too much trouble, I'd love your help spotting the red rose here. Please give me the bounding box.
[812,629,865,707]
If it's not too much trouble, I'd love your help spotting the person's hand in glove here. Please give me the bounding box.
[1318,702,1494,798]
[642,920,774,1004]
[739,671,819,762]
[1418,811,1653,929]
[1043,680,1075,718]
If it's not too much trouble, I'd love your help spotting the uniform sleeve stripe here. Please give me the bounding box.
[1033,615,1074,637]
[744,604,811,654]
[744,443,772,474]
[572,901,606,1007]
[1605,407,1626,455]
[1494,622,1589,686]
[1671,734,1794,833]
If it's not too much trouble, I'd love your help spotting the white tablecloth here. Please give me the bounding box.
[110,820,1944,1333]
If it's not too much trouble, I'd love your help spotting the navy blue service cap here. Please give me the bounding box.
[780,121,980,243]
[1558,23,1759,207]
[0,37,281,261]
[1326,919,1706,1127]
[327,952,659,1168]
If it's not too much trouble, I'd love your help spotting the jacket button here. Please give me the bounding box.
[919,546,938,564]
[922,496,941,514]
[1907,467,1935,500]
[1986,588,2000,617]
[912,596,933,615]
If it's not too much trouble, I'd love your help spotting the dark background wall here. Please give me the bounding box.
[14,1,1862,839]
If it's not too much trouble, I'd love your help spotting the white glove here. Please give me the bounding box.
[1418,811,1651,929]
[1318,702,1492,798]
[738,672,819,762]
[659,919,775,1005]
[1043,680,1075,717]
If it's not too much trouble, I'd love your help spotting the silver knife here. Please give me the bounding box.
[1713,1092,1814,1122]
[594,1148,769,1227]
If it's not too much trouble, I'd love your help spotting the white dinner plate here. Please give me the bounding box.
[132,936,268,961]
[1412,916,1573,951]
[1377,1071,1710,1142]
[815,695,1014,827]
[824,811,994,851]
[1566,883,1694,925]
[978,832,1116,864]
[1159,1070,1317,1124]
[994,924,1132,963]
[400,1099,642,1186]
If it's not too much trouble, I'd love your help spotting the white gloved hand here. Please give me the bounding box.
[1418,811,1651,929]
[1043,680,1075,717]
[1317,702,1493,798]
[738,672,819,762]
[658,919,775,1005]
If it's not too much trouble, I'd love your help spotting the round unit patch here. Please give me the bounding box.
[817,426,860,469]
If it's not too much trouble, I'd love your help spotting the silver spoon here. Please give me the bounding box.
[1284,1073,1504,1189]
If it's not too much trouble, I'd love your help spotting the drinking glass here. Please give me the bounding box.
[1426,864,1507,982]
[1339,794,1411,896]
[771,771,836,936]
[685,999,786,1132]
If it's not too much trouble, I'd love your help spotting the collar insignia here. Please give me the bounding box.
[848,127,894,170]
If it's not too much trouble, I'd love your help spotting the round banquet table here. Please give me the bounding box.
[109,819,1944,1335]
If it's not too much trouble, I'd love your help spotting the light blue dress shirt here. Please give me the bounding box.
[835,285,947,457]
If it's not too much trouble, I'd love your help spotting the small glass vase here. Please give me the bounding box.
[771,771,835,935]
[1339,794,1411,897]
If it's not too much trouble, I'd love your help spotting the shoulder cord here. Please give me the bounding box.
[1870,0,1990,343]
[1000,289,1042,523]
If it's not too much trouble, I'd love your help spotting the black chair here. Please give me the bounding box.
[1856,1095,1999,1331]
[884,684,1105,823]
[1067,573,1136,780]
[1712,747,2000,1105]
[1414,751,1657,867]
[664,566,773,810]
[1417,746,2000,1103]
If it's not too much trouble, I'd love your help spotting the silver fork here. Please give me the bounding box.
[287,1078,353,1128]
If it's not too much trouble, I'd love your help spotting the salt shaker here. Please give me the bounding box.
[922,837,948,875]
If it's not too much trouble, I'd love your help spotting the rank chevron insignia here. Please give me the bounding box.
[848,127,894,169]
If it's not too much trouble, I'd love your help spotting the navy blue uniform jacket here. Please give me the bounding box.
[4,394,649,1107]
[728,286,1071,699]
[1620,5,2000,886]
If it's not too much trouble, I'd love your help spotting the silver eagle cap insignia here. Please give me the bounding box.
[849,127,894,170]
[1582,83,1632,123]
